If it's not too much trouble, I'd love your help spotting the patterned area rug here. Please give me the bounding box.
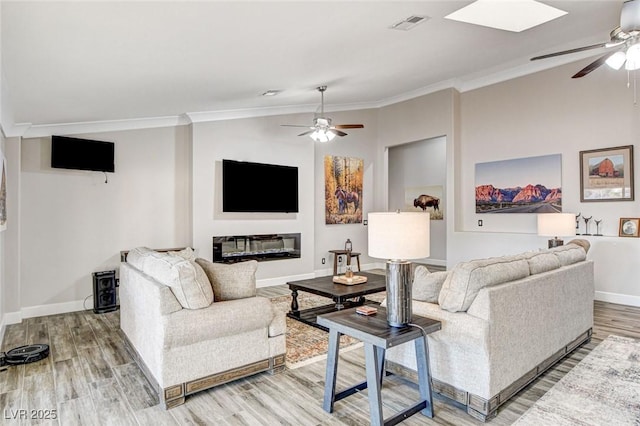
[514,335,640,425]
[270,290,385,369]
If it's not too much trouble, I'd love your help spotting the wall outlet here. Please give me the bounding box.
[478,219,483,227]
[321,258,325,264]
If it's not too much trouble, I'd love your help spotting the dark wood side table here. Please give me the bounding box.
[318,307,441,426]
[328,249,361,275]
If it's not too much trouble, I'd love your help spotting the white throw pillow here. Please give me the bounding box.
[438,257,530,312]
[138,250,213,309]
[549,244,587,266]
[195,258,258,301]
[168,247,196,261]
[412,266,449,303]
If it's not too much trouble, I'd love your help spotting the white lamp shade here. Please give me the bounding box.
[368,212,430,260]
[537,213,576,237]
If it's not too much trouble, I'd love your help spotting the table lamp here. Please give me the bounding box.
[368,211,430,327]
[537,213,576,248]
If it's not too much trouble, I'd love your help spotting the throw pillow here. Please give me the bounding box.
[125,246,155,270]
[566,238,591,254]
[141,251,214,309]
[438,257,530,312]
[195,258,258,301]
[412,266,449,303]
[169,247,196,261]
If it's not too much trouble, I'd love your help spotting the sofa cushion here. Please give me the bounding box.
[527,252,561,275]
[549,244,587,266]
[195,258,258,301]
[413,266,449,303]
[133,249,213,309]
[438,257,530,312]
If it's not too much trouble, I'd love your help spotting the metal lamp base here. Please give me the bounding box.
[548,238,564,249]
[385,260,413,328]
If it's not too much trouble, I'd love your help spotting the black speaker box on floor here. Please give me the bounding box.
[93,270,118,314]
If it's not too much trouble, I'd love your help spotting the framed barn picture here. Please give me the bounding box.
[580,145,634,202]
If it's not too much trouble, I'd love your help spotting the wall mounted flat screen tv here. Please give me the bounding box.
[222,159,299,213]
[51,135,115,173]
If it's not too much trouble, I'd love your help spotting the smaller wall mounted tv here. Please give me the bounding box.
[51,135,115,173]
[222,159,299,213]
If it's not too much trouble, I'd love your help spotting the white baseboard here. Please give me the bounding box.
[1,299,89,326]
[595,291,640,308]
[256,272,316,288]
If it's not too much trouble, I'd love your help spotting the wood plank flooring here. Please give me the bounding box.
[0,292,638,425]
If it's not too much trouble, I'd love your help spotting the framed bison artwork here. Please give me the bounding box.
[405,185,443,220]
[324,155,363,224]
[475,154,562,214]
[579,145,634,202]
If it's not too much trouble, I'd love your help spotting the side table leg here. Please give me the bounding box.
[364,343,384,426]
[323,328,341,413]
[415,335,434,418]
[290,289,299,314]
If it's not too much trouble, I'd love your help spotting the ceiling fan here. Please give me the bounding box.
[281,86,364,142]
[531,0,640,78]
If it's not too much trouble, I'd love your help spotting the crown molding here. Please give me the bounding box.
[21,115,191,139]
[5,46,604,138]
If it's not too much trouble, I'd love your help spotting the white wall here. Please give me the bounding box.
[450,59,640,305]
[18,126,192,316]
[388,136,447,264]
[190,114,316,285]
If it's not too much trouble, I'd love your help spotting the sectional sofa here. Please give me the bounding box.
[386,241,594,421]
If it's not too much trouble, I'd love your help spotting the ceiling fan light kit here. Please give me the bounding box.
[281,86,364,142]
[531,0,640,95]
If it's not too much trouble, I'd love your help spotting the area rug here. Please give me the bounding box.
[513,335,640,425]
[270,291,385,369]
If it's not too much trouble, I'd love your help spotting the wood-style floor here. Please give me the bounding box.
[0,290,638,425]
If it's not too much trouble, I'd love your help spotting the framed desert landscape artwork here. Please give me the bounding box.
[475,154,562,214]
[580,145,634,202]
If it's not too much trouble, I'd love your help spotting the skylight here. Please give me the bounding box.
[444,0,568,33]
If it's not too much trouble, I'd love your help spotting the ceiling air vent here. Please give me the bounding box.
[389,15,430,31]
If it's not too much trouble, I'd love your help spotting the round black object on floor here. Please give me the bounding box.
[4,344,50,365]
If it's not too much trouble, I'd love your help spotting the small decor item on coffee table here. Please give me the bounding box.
[332,274,367,285]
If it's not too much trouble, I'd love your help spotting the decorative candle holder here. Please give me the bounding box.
[595,219,603,236]
[575,213,582,235]
[583,216,593,236]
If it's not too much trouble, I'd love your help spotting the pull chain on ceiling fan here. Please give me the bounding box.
[281,86,364,142]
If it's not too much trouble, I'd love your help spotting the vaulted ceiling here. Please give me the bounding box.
[0,1,624,132]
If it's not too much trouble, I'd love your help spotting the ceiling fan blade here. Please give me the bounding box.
[572,51,616,78]
[281,124,312,128]
[333,130,348,137]
[298,130,314,137]
[530,43,608,61]
[333,124,364,129]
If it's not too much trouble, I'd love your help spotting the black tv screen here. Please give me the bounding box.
[51,135,115,173]
[222,159,299,213]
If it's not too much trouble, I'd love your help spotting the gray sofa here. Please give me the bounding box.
[385,241,594,421]
[119,247,286,409]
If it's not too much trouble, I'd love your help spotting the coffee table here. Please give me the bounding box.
[286,271,386,331]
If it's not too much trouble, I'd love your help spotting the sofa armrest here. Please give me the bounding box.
[162,296,284,349]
